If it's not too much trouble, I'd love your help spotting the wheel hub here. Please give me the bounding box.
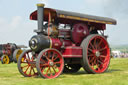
[95,51,100,57]
[49,61,54,66]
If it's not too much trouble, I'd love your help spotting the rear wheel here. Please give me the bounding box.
[1,54,10,64]
[13,49,23,63]
[81,34,110,73]
[36,48,64,79]
[63,64,81,73]
[17,50,38,77]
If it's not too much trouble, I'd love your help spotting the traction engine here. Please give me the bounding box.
[17,3,117,79]
[0,43,26,64]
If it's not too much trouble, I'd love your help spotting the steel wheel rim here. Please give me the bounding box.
[38,49,64,79]
[19,50,38,77]
[87,36,110,73]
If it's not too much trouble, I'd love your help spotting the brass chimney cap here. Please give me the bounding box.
[37,3,45,7]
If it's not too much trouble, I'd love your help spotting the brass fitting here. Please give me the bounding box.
[37,3,45,7]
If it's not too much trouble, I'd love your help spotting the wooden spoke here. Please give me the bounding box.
[99,46,107,52]
[52,67,57,73]
[90,42,95,50]
[54,61,61,65]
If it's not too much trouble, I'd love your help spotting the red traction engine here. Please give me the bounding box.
[17,4,117,79]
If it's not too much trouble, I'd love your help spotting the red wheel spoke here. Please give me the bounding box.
[89,57,95,64]
[97,39,103,47]
[94,58,97,65]
[40,63,49,67]
[46,67,50,74]
[49,67,52,76]
[47,51,50,59]
[53,56,58,61]
[97,59,103,64]
[41,67,47,73]
[46,56,50,61]
[88,48,93,53]
[21,65,29,69]
[88,54,94,57]
[88,57,91,61]
[100,55,106,58]
[52,53,56,61]
[24,65,30,73]
[40,58,47,63]
[99,46,107,52]
[54,61,61,65]
[94,38,97,50]
[29,67,32,75]
[32,67,36,74]
[52,67,57,73]
[54,65,60,70]
[90,42,95,50]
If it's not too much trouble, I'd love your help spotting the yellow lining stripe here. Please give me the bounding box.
[59,14,113,24]
[49,38,52,48]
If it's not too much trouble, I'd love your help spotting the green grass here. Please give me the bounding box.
[0,58,128,85]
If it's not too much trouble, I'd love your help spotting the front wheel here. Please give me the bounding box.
[36,48,64,79]
[81,34,110,74]
[17,50,38,77]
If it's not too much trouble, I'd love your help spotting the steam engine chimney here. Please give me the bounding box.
[36,3,45,34]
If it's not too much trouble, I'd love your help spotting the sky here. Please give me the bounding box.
[0,0,128,46]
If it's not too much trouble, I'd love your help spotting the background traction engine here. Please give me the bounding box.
[17,3,117,79]
[0,43,26,64]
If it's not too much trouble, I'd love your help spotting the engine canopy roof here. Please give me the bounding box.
[30,8,117,25]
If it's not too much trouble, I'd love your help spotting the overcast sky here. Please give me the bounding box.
[0,0,128,46]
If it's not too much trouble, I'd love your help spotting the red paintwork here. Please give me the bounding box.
[62,46,82,58]
[51,38,82,58]
[50,38,62,49]
[38,49,64,79]
[58,29,70,38]
[63,40,73,46]
[87,35,110,73]
[72,23,89,45]
[51,38,73,49]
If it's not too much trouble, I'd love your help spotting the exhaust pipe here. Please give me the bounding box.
[35,3,45,34]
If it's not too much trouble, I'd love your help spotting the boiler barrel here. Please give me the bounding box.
[29,34,73,52]
[29,35,50,52]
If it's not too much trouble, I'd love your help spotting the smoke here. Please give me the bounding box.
[103,0,128,45]
[103,0,128,17]
[83,0,128,45]
[84,0,128,17]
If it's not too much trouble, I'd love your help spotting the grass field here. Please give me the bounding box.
[0,58,128,85]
